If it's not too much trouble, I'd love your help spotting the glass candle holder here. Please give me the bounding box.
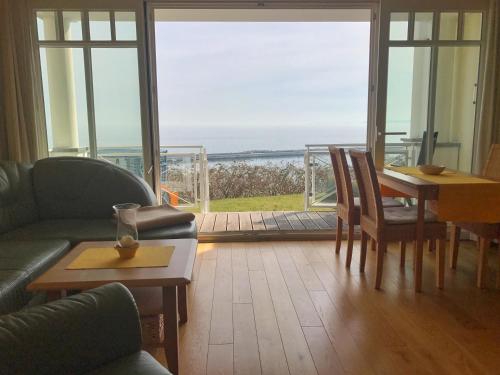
[113,203,140,248]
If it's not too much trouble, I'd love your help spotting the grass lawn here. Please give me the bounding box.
[209,193,304,212]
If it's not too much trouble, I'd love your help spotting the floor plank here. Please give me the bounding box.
[249,269,290,375]
[250,212,266,231]
[200,213,217,233]
[210,243,233,345]
[284,212,306,231]
[226,212,240,232]
[233,303,261,375]
[213,213,228,232]
[207,344,234,375]
[273,212,293,231]
[261,211,279,230]
[239,212,253,231]
[260,248,318,375]
[164,240,500,375]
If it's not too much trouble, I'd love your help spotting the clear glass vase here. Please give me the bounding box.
[113,203,140,248]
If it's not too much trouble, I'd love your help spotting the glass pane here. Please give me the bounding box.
[39,48,89,156]
[390,12,408,41]
[115,11,136,40]
[439,12,458,40]
[433,46,480,172]
[414,12,433,40]
[385,47,431,166]
[63,11,83,41]
[463,12,482,40]
[89,11,111,40]
[36,11,57,41]
[91,48,143,177]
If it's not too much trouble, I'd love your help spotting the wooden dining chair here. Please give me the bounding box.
[450,144,500,288]
[329,146,403,267]
[349,150,447,290]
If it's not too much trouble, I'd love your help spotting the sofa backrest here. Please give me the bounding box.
[0,161,38,234]
[33,157,157,220]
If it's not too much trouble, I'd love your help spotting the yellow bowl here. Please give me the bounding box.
[115,244,139,259]
[418,165,445,175]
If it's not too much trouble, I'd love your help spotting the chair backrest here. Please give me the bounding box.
[349,150,384,225]
[417,131,439,165]
[483,144,500,179]
[329,146,355,212]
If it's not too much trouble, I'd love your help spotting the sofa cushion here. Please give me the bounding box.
[0,240,71,315]
[0,219,197,245]
[0,161,38,234]
[33,157,157,220]
[86,351,172,375]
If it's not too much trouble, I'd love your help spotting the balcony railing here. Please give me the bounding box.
[304,141,461,210]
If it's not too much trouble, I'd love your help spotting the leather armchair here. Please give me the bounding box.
[0,283,171,375]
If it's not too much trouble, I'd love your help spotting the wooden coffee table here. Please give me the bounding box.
[27,239,197,375]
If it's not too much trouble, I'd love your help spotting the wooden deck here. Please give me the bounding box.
[195,211,344,242]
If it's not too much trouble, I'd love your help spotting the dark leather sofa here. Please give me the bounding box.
[0,283,172,374]
[0,157,197,315]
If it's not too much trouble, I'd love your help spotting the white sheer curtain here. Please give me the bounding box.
[0,0,44,162]
[474,0,500,173]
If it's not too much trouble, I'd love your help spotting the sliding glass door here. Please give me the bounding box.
[32,1,153,185]
[375,1,488,172]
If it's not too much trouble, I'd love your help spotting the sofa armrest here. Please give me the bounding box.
[0,283,142,375]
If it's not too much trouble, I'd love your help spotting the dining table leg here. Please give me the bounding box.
[163,286,179,375]
[415,191,425,292]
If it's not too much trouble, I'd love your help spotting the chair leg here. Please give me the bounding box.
[436,239,446,289]
[335,216,343,254]
[359,231,368,272]
[375,241,386,289]
[400,242,406,268]
[370,238,376,251]
[450,225,461,269]
[428,239,436,252]
[477,237,489,288]
[345,223,355,268]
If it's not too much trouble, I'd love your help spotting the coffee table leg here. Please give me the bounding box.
[178,284,188,325]
[163,286,179,375]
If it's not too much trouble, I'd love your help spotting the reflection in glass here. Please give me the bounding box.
[39,48,89,156]
[36,11,57,40]
[389,12,408,41]
[385,47,431,166]
[89,11,111,40]
[463,12,482,40]
[63,11,83,41]
[115,12,137,40]
[433,47,480,171]
[439,12,458,40]
[91,48,143,176]
[414,12,433,40]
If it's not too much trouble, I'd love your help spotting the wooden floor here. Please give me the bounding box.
[195,211,340,242]
[149,239,500,375]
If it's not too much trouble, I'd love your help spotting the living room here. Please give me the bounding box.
[2,0,500,374]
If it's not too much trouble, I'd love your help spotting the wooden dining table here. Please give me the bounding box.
[377,166,500,292]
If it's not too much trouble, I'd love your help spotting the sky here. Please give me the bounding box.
[155,21,372,152]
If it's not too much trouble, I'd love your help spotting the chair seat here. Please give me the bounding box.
[384,206,437,224]
[353,197,403,209]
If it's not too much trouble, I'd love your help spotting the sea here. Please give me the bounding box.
[159,124,366,166]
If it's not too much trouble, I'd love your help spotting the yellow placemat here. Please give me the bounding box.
[67,246,175,270]
[385,166,500,222]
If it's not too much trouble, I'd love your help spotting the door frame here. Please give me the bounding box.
[145,1,380,202]
[374,0,490,170]
[29,0,155,187]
